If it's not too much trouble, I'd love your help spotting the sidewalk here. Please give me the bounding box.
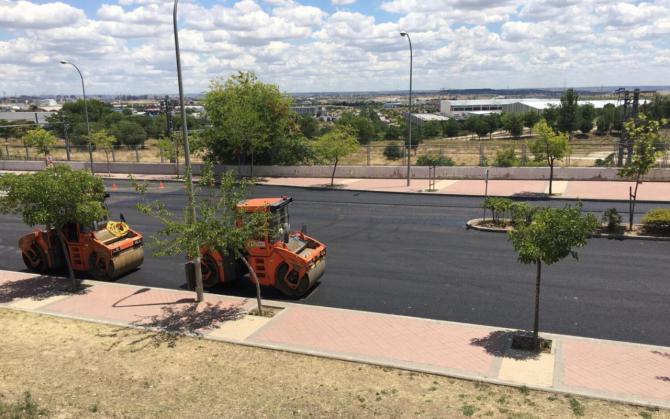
[4,169,670,202]
[1,269,668,409]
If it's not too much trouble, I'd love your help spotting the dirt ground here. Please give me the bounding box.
[0,309,666,418]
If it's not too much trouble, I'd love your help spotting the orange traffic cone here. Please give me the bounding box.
[159,181,165,190]
[111,183,118,191]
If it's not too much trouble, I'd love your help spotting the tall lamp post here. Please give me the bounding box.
[173,0,204,302]
[400,32,413,187]
[60,60,94,173]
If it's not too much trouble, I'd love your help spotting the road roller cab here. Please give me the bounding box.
[19,220,145,281]
[199,196,327,297]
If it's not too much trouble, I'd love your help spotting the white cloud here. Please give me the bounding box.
[0,0,85,29]
[1,0,670,94]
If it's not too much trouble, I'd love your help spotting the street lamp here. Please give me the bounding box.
[173,0,204,302]
[60,60,94,173]
[400,32,413,187]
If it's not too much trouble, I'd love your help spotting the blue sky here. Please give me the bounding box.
[1,0,669,95]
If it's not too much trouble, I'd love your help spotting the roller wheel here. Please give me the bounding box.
[200,254,220,288]
[88,252,113,281]
[275,262,310,298]
[22,244,49,274]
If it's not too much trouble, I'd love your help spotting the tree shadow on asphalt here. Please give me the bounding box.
[0,275,89,304]
[98,301,246,351]
[651,350,670,383]
[470,330,541,360]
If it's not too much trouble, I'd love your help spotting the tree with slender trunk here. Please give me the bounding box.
[135,167,268,314]
[617,114,664,230]
[530,119,569,195]
[0,166,107,290]
[22,127,57,166]
[90,129,117,175]
[508,204,598,350]
[314,125,360,186]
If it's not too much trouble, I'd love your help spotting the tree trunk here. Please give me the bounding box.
[548,162,554,195]
[241,256,263,316]
[250,150,255,178]
[57,229,78,290]
[631,175,641,231]
[331,157,338,186]
[533,260,542,349]
[105,152,110,176]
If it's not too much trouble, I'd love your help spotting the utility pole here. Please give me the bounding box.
[173,0,204,302]
[400,32,413,187]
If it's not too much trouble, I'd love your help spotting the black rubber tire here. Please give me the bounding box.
[200,254,220,288]
[275,262,310,298]
[88,253,112,281]
[22,244,49,274]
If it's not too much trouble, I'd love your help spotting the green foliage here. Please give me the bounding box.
[578,104,596,134]
[298,114,319,139]
[314,125,360,163]
[493,146,519,167]
[641,208,670,235]
[510,202,537,227]
[595,153,616,167]
[384,124,403,141]
[443,118,460,137]
[22,127,57,157]
[508,204,598,266]
[558,88,579,135]
[618,115,663,181]
[501,113,524,138]
[523,111,541,130]
[203,71,303,165]
[602,208,623,233]
[136,170,266,260]
[336,112,378,144]
[483,197,513,225]
[416,154,454,166]
[530,119,570,166]
[90,129,116,152]
[0,165,107,230]
[157,138,177,161]
[568,397,585,417]
[473,117,491,139]
[595,116,609,135]
[542,105,559,131]
[383,143,403,160]
[109,120,147,146]
[0,391,48,418]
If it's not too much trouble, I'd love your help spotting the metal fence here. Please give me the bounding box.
[1,141,668,168]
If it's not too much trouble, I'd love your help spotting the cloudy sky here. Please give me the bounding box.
[1,0,669,95]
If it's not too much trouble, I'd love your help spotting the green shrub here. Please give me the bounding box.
[510,202,536,227]
[602,208,622,233]
[641,208,670,235]
[383,143,403,160]
[493,146,519,167]
[483,197,513,224]
[595,153,616,167]
[416,154,455,167]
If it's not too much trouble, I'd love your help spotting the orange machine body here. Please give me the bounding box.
[200,197,327,297]
[18,222,144,280]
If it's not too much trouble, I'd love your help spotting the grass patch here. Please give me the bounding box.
[569,397,585,417]
[0,392,48,418]
[462,404,477,417]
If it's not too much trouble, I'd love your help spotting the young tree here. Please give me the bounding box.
[530,119,569,195]
[136,169,268,312]
[558,88,579,139]
[474,117,491,140]
[22,127,57,162]
[501,113,524,139]
[508,204,598,349]
[90,129,116,175]
[523,111,541,135]
[617,115,664,230]
[578,104,596,134]
[443,118,460,138]
[314,125,360,186]
[0,166,107,289]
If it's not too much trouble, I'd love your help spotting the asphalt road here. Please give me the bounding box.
[1,180,668,346]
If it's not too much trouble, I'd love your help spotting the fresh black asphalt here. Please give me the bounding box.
[0,180,668,346]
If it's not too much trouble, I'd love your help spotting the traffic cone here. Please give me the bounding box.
[111,183,118,191]
[159,181,165,190]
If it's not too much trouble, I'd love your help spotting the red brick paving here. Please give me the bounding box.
[561,339,670,402]
[564,181,670,201]
[250,305,498,375]
[441,180,548,196]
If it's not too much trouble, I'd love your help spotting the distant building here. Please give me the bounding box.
[440,98,648,118]
[0,111,55,124]
[292,106,319,116]
[409,113,450,125]
[383,102,401,109]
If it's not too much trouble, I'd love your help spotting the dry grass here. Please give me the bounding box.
[0,309,666,418]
